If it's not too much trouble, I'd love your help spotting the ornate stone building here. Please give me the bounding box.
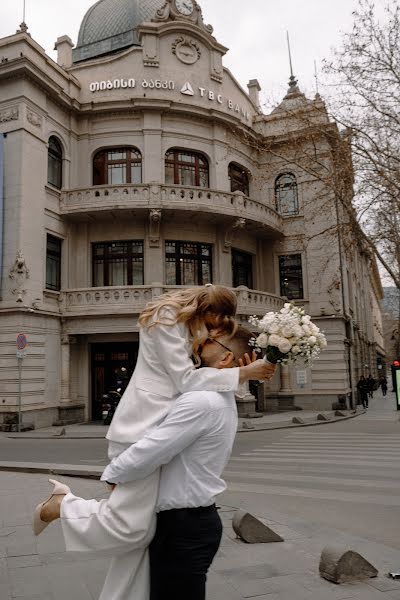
[0,0,385,428]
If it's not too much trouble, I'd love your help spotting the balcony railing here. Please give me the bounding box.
[60,184,283,233]
[58,285,284,318]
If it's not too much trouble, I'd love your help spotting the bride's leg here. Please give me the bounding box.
[99,549,151,600]
[60,471,158,555]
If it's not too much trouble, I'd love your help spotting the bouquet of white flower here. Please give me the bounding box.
[249,303,327,365]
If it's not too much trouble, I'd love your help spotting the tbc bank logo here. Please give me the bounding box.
[180,82,195,96]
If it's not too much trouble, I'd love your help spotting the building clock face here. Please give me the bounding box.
[175,0,194,16]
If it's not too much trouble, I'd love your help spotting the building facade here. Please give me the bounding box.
[0,0,385,428]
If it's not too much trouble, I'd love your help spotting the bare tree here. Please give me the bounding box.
[324,0,400,289]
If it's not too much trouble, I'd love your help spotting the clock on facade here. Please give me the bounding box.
[175,0,194,16]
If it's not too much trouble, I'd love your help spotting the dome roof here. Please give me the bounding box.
[73,0,165,63]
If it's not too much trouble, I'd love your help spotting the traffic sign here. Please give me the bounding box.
[16,333,27,350]
[16,350,26,359]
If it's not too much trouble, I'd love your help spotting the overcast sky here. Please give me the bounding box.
[0,0,360,103]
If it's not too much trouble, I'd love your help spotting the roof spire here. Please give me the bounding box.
[17,0,29,33]
[286,31,298,91]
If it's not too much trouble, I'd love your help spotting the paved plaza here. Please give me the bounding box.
[1,390,400,599]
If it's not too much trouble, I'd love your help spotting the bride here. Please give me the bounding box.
[33,284,274,599]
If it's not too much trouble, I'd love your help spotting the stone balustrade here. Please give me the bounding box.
[59,285,284,317]
[60,184,283,233]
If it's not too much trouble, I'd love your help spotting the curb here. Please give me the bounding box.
[237,410,365,433]
[0,462,103,479]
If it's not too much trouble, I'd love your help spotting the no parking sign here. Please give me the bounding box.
[16,333,27,359]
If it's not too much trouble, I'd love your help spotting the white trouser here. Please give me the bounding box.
[60,471,159,600]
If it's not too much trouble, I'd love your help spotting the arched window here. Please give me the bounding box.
[229,162,250,196]
[93,148,142,186]
[275,173,299,216]
[165,149,209,188]
[48,136,63,189]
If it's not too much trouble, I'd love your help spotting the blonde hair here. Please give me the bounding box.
[139,285,238,364]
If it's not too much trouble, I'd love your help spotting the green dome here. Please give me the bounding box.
[73,0,165,63]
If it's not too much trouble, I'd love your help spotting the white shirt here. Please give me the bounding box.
[101,391,238,512]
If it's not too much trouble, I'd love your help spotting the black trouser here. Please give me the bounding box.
[149,505,223,600]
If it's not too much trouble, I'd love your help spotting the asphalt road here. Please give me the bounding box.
[1,390,399,550]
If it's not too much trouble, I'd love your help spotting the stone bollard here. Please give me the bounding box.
[319,545,378,583]
[232,510,284,544]
[292,416,306,424]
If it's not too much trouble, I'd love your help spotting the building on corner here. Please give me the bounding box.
[0,0,385,428]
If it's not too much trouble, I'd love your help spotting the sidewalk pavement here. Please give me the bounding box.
[1,471,400,600]
[1,408,365,440]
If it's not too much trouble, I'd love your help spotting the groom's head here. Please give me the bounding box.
[200,327,254,369]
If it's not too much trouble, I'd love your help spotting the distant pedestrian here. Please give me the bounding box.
[357,375,369,409]
[379,376,388,397]
[366,374,376,399]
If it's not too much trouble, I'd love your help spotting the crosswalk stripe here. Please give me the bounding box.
[230,456,400,466]
[241,451,399,459]
[223,470,400,490]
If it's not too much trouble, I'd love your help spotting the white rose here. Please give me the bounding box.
[302,315,311,324]
[310,324,320,335]
[293,325,304,338]
[281,326,294,338]
[268,334,281,348]
[292,345,300,354]
[319,337,328,348]
[302,325,311,336]
[269,324,281,334]
[308,336,317,345]
[278,339,292,354]
[256,333,269,348]
[284,303,292,309]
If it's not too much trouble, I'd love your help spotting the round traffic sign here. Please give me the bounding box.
[17,334,27,350]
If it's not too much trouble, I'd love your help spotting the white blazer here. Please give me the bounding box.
[107,316,240,445]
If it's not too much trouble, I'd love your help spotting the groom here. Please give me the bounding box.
[102,326,269,600]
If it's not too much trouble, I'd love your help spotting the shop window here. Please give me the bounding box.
[93,148,142,186]
[275,173,299,215]
[232,249,253,288]
[229,162,250,196]
[48,137,63,189]
[165,149,209,188]
[279,254,304,299]
[92,241,144,286]
[46,234,62,291]
[165,241,212,286]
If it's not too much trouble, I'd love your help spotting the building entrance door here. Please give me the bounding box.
[91,342,138,421]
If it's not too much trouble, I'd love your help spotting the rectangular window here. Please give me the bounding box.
[93,241,144,287]
[46,235,62,291]
[165,241,212,286]
[232,249,253,289]
[279,254,304,300]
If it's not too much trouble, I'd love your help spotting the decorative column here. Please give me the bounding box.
[235,381,257,417]
[60,335,71,403]
[280,364,293,393]
[278,363,295,411]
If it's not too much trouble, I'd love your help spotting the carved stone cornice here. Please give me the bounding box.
[0,107,19,123]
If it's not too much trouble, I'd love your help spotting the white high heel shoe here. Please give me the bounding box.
[33,478,71,536]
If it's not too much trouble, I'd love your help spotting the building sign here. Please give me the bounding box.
[89,78,252,122]
[296,370,307,387]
